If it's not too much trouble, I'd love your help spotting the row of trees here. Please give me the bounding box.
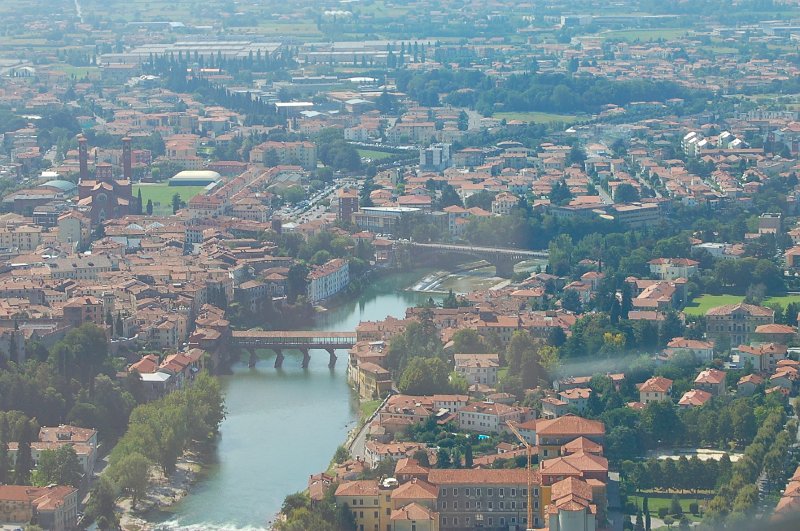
[87,373,225,526]
[622,455,731,494]
[703,406,788,527]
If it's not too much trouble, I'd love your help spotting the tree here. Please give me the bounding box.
[0,423,8,484]
[32,445,83,487]
[643,496,651,531]
[451,329,488,353]
[109,452,150,509]
[398,358,451,395]
[171,192,183,214]
[464,443,473,468]
[136,189,143,214]
[146,199,153,215]
[670,496,682,516]
[436,447,451,468]
[333,445,349,464]
[13,420,33,485]
[614,183,640,203]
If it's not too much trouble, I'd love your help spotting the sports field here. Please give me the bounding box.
[133,184,207,215]
[683,293,800,316]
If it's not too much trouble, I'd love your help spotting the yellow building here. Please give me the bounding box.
[335,479,394,531]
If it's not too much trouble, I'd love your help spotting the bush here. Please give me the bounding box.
[670,496,683,516]
[658,507,669,519]
[689,501,699,515]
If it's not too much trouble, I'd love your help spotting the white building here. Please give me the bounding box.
[307,258,350,303]
[454,353,499,386]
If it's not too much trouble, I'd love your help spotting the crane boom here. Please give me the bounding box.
[506,421,534,531]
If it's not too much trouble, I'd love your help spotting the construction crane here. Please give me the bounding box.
[506,420,535,531]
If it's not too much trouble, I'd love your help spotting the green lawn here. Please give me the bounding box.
[683,293,800,316]
[629,494,703,519]
[600,28,689,42]
[357,149,395,161]
[493,111,584,124]
[360,399,382,422]
[133,184,207,216]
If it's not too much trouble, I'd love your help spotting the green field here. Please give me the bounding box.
[493,112,584,124]
[683,293,800,316]
[133,184,207,215]
[600,28,689,42]
[357,149,396,161]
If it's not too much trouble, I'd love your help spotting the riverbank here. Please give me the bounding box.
[118,450,204,531]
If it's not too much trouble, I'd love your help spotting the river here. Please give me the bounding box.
[156,270,435,530]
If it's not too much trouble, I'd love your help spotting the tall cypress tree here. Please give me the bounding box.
[13,421,32,485]
[0,420,9,484]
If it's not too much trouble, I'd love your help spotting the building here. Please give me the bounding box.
[353,206,420,234]
[694,369,726,395]
[76,135,133,224]
[250,141,317,169]
[734,342,788,373]
[665,337,715,363]
[547,477,598,531]
[678,389,713,408]
[706,303,774,346]
[56,211,91,249]
[419,144,452,171]
[457,402,530,434]
[491,192,519,216]
[522,415,606,460]
[335,479,394,531]
[637,376,673,404]
[337,188,360,223]
[0,485,78,531]
[453,353,499,386]
[428,468,543,529]
[307,258,350,303]
[648,258,699,280]
[62,296,105,328]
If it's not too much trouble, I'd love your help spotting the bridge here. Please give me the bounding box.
[231,330,357,368]
[404,243,549,277]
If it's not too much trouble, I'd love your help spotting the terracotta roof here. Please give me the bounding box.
[390,502,437,521]
[391,478,438,500]
[533,414,605,437]
[637,376,673,393]
[428,468,537,485]
[694,368,726,385]
[706,302,774,317]
[679,389,713,407]
[335,480,380,497]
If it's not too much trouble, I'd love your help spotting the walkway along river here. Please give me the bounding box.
[155,270,435,530]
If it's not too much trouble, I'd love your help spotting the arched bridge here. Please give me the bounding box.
[231,330,357,368]
[405,243,549,277]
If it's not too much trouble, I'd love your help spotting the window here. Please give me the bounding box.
[511,502,516,510]
[522,488,527,497]
[465,488,470,496]
[511,517,517,524]
[488,488,493,496]
[454,501,458,509]
[442,518,447,526]
[466,517,471,525]
[453,488,458,496]
[499,501,505,510]
[500,518,505,525]
[534,488,539,496]
[511,488,516,497]
[374,499,378,506]
[442,488,447,496]
[359,511,364,518]
[476,488,481,496]
[454,517,458,525]
[374,511,378,518]
[477,501,481,509]
[488,502,493,509]
[386,508,390,515]
[523,501,527,509]
[441,501,447,509]
[466,501,470,509]
[488,518,493,526]
[499,488,505,497]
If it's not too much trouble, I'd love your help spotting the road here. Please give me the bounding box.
[348,393,392,460]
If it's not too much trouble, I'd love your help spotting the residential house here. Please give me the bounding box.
[637,376,673,404]
[694,369,726,395]
[457,402,531,434]
[665,337,715,363]
[453,353,499,386]
[737,373,764,396]
[648,258,699,280]
[678,389,713,408]
[547,477,598,531]
[0,485,78,531]
[735,343,788,373]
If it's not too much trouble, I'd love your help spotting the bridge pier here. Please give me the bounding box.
[493,256,516,278]
[325,348,337,368]
[273,348,284,369]
[300,348,311,369]
[247,348,258,368]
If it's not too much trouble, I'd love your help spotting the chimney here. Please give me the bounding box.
[122,137,132,181]
[78,134,88,181]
